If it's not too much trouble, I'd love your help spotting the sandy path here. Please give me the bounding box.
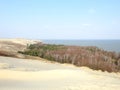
[0,56,120,90]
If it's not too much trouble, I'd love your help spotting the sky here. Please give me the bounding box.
[0,0,120,39]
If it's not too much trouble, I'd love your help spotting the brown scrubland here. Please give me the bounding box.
[19,43,120,72]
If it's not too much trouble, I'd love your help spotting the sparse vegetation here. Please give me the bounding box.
[19,43,120,72]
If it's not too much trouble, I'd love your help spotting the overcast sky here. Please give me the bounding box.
[0,0,120,39]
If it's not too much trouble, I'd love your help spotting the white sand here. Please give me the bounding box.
[0,56,120,90]
[0,38,40,46]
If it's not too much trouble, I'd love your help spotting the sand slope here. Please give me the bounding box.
[0,38,40,52]
[0,38,40,46]
[0,38,41,58]
[0,56,120,90]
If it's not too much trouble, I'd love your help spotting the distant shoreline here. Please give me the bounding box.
[42,39,120,53]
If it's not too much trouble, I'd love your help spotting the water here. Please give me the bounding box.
[42,40,120,53]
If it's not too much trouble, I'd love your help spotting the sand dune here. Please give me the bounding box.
[0,56,120,90]
[0,38,40,46]
[0,38,41,52]
[0,38,41,58]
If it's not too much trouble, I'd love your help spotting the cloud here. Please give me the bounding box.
[88,8,96,14]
